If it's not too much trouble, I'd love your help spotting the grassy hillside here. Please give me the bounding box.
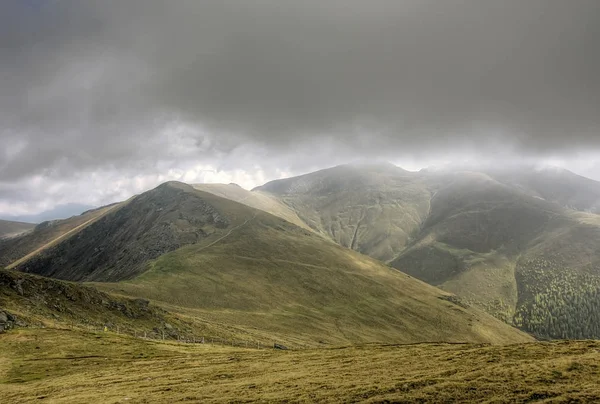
[391,172,600,340]
[0,268,303,346]
[192,183,312,231]
[255,163,432,262]
[6,180,529,345]
[12,164,598,342]
[0,269,194,337]
[390,173,554,318]
[2,328,598,403]
[253,164,600,340]
[0,219,35,239]
[13,183,259,281]
[95,202,530,346]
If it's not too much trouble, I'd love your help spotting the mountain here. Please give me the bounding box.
[10,162,599,342]
[249,163,600,340]
[0,203,122,269]
[0,203,96,224]
[192,183,311,231]
[484,165,600,213]
[389,172,590,323]
[419,163,600,213]
[13,183,239,281]
[4,181,530,346]
[254,163,431,262]
[0,220,35,239]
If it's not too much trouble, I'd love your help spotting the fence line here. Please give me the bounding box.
[8,318,294,350]
[43,321,290,350]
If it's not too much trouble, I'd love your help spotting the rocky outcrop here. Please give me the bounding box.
[0,269,188,335]
[0,310,14,333]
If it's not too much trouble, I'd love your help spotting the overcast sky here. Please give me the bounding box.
[1,0,600,216]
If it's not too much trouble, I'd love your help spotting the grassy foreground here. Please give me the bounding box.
[2,328,599,403]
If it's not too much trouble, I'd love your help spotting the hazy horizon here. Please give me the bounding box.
[2,159,599,218]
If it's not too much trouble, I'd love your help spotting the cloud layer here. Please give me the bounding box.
[1,0,600,214]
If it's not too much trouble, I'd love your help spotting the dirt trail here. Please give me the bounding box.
[195,213,258,253]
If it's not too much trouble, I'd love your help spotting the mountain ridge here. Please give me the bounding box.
[6,162,600,340]
[230,163,600,339]
[2,179,531,346]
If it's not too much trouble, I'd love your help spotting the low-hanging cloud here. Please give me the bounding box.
[1,0,600,213]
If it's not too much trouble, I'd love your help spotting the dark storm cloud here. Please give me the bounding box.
[1,0,600,210]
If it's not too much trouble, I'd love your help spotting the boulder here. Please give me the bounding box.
[0,310,13,333]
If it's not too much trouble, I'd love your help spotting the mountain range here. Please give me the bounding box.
[2,162,600,343]
[202,163,600,340]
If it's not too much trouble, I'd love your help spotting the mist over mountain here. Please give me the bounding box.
[234,163,600,339]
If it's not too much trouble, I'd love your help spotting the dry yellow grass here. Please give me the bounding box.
[2,328,600,403]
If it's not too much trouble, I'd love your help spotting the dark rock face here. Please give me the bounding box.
[17,183,231,282]
[0,310,16,333]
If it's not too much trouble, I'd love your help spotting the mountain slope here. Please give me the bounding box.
[0,268,193,336]
[391,172,600,339]
[95,208,530,345]
[0,220,35,239]
[391,172,563,318]
[192,183,311,231]
[9,181,530,345]
[0,268,280,343]
[14,183,248,281]
[253,163,600,340]
[512,213,600,339]
[0,204,121,269]
[254,163,432,262]
[485,166,600,213]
